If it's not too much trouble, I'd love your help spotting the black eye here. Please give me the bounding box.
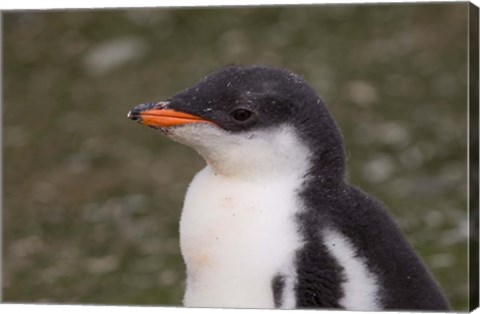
[231,109,253,122]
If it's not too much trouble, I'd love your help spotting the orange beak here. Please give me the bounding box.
[128,108,213,128]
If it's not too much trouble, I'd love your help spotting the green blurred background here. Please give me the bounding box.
[3,3,469,310]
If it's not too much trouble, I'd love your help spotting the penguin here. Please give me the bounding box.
[127,65,450,310]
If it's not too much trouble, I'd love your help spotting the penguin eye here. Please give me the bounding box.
[231,108,253,122]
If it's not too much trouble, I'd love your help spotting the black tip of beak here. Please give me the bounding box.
[127,102,156,122]
[127,101,170,122]
[127,110,140,121]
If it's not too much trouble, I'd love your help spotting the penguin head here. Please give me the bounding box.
[128,65,345,180]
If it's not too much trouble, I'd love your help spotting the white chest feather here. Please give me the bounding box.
[180,167,303,308]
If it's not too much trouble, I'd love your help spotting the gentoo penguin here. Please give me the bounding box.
[127,65,450,310]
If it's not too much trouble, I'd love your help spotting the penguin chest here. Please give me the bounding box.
[179,167,302,308]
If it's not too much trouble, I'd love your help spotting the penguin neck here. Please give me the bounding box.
[194,125,312,182]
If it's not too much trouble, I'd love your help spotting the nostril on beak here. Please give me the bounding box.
[155,101,170,109]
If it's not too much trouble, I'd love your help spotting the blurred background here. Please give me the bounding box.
[3,3,469,310]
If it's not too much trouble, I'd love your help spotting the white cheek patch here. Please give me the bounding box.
[166,123,312,180]
[166,123,225,148]
[323,229,381,310]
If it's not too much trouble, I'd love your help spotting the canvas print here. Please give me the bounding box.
[3,2,478,311]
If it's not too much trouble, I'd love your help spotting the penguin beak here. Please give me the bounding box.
[127,102,213,128]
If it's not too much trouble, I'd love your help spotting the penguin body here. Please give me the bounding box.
[128,65,450,310]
